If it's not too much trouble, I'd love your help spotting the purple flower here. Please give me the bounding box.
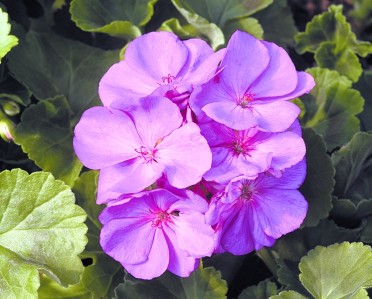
[99,31,224,110]
[73,94,212,204]
[206,160,308,255]
[99,189,215,279]
[199,119,305,183]
[190,30,315,132]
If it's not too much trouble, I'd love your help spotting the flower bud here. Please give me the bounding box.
[0,100,20,116]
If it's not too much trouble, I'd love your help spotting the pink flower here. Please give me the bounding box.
[73,94,212,204]
[190,30,315,132]
[99,189,215,279]
[99,31,224,110]
[206,160,308,255]
[199,119,305,183]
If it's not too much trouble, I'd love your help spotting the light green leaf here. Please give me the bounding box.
[14,97,82,186]
[0,169,87,293]
[0,8,18,62]
[270,291,308,299]
[0,245,39,299]
[302,68,364,150]
[170,0,225,50]
[332,132,372,203]
[238,279,279,299]
[158,18,199,39]
[253,0,297,48]
[114,267,227,299]
[295,5,372,82]
[70,0,158,39]
[7,31,119,120]
[300,128,334,226]
[299,242,372,298]
[223,17,263,40]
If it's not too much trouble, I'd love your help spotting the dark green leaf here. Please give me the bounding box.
[70,0,158,39]
[238,279,279,299]
[14,97,82,186]
[7,31,118,120]
[114,267,227,299]
[299,242,372,298]
[253,0,297,48]
[0,169,87,292]
[295,5,372,82]
[354,70,372,131]
[300,128,334,226]
[302,68,364,150]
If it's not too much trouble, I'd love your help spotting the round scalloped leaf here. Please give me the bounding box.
[70,0,158,39]
[0,8,18,62]
[300,128,334,227]
[238,279,278,299]
[114,267,227,299]
[0,169,87,293]
[299,242,372,298]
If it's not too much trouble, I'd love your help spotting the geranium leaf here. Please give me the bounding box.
[300,128,334,227]
[302,68,364,150]
[114,267,227,299]
[0,8,18,62]
[223,17,263,40]
[14,97,82,186]
[238,279,278,299]
[270,291,308,299]
[7,31,118,120]
[158,18,199,39]
[253,0,297,48]
[299,242,372,298]
[332,132,372,203]
[70,0,158,39]
[0,169,87,295]
[295,5,372,82]
[170,0,225,50]
[74,171,124,298]
[354,70,372,131]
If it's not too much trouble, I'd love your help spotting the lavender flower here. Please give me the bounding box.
[99,189,215,279]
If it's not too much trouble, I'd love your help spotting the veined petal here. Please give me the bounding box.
[97,158,165,204]
[125,31,189,83]
[163,225,199,277]
[220,31,270,97]
[124,228,169,280]
[73,107,141,169]
[157,123,212,188]
[253,100,301,132]
[99,217,155,265]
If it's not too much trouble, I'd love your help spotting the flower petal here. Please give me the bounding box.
[73,107,141,169]
[157,123,212,188]
[97,158,165,204]
[253,100,301,132]
[251,41,297,98]
[124,228,169,280]
[100,217,155,265]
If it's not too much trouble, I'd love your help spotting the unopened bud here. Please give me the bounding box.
[0,100,20,116]
[0,118,15,142]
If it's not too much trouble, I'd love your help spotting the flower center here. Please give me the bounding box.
[151,210,179,227]
[239,181,254,201]
[135,146,157,163]
[162,73,175,84]
[238,92,255,108]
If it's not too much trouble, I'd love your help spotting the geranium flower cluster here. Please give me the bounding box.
[73,30,315,280]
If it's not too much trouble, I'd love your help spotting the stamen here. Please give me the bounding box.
[151,211,171,227]
[162,74,175,84]
[238,92,255,108]
[135,146,157,163]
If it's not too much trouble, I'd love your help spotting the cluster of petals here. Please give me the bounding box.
[73,29,314,280]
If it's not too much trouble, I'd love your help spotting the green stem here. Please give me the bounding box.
[256,248,279,278]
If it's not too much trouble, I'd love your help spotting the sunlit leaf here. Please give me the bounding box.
[114,267,227,299]
[299,242,372,298]
[0,8,18,62]
[0,169,87,296]
[70,0,158,39]
[270,291,308,299]
[300,128,334,227]
[302,68,364,150]
[14,97,82,186]
[295,5,372,82]
[223,17,263,40]
[158,18,199,39]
